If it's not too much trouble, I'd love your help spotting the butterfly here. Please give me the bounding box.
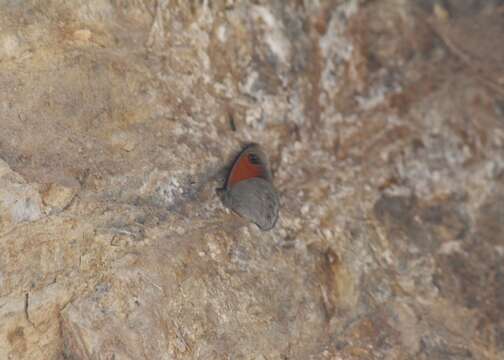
[218,144,280,231]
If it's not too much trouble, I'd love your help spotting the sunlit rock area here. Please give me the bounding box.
[0,0,503,358]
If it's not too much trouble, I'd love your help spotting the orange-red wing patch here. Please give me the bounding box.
[227,153,265,187]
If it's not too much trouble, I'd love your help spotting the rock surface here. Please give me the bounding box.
[0,0,503,359]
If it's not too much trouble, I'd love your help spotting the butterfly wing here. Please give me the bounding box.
[220,144,279,230]
[225,144,272,189]
[223,177,279,230]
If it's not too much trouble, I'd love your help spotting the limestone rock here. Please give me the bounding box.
[0,159,42,234]
[41,182,79,214]
[0,0,503,359]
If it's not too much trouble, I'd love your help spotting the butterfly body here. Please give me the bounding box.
[219,144,279,231]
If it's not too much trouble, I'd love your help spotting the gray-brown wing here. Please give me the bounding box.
[222,178,279,231]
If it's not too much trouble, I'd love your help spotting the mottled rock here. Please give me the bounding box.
[0,159,42,234]
[0,0,503,359]
[41,182,79,214]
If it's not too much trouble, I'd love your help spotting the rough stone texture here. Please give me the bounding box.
[0,0,503,359]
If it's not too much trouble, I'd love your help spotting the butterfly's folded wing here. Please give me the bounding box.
[223,178,279,231]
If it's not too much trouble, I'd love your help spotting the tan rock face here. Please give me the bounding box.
[1,0,504,358]
[0,160,43,234]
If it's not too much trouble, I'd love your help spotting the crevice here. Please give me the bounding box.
[24,292,35,327]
